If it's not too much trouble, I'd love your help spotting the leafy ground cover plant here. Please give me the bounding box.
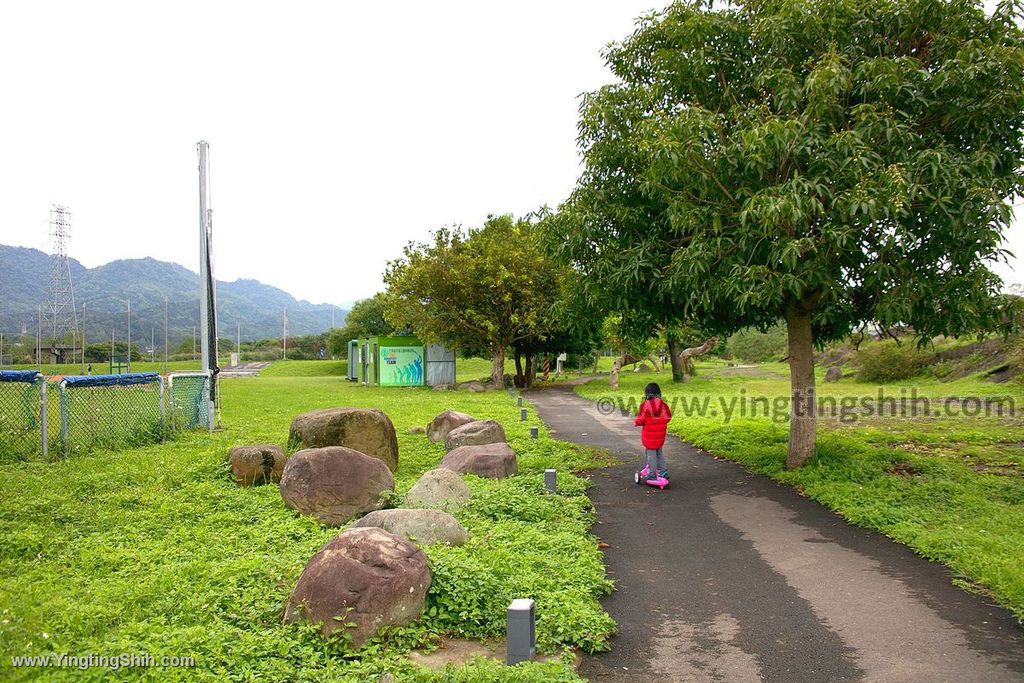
[0,363,614,681]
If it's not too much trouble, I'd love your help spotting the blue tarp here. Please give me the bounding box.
[0,370,42,383]
[61,372,161,388]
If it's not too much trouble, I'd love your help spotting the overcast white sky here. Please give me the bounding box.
[1,0,1022,307]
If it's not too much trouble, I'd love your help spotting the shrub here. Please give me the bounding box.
[857,342,933,382]
[727,324,788,363]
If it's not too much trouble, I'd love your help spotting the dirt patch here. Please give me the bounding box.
[408,638,577,670]
[886,461,920,477]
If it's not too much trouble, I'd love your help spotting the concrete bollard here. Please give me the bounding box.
[530,426,538,439]
[520,408,527,421]
[544,468,556,493]
[506,599,536,665]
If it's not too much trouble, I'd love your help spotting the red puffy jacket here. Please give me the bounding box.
[634,396,672,449]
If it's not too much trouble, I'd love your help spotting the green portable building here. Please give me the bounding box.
[352,336,455,387]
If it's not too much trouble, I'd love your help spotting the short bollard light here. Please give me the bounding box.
[517,396,523,407]
[530,426,538,439]
[520,408,527,421]
[544,468,557,493]
[506,598,536,665]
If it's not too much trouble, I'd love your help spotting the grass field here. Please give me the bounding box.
[577,361,1024,623]
[0,363,615,681]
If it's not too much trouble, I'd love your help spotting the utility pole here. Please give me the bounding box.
[283,308,288,360]
[331,307,335,329]
[111,328,114,371]
[193,326,197,362]
[37,305,42,369]
[163,296,169,374]
[197,140,219,430]
[236,322,240,354]
[151,327,155,363]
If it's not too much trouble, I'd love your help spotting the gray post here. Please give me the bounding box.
[517,396,523,407]
[544,468,557,493]
[520,408,527,421]
[59,381,68,457]
[167,374,175,432]
[506,599,536,665]
[40,380,48,460]
[158,376,166,438]
[530,426,538,439]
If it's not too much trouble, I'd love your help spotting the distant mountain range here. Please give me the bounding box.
[0,245,348,345]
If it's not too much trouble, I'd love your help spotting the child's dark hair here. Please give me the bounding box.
[644,382,662,399]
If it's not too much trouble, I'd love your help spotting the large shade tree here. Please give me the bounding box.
[384,214,564,389]
[546,0,1024,467]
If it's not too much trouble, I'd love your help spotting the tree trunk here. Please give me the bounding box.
[491,344,506,389]
[525,353,535,389]
[592,351,600,375]
[667,336,685,382]
[610,357,622,390]
[679,337,718,382]
[646,354,662,372]
[514,347,524,388]
[786,302,817,468]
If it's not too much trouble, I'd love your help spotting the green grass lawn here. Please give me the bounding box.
[577,362,1024,624]
[0,363,615,681]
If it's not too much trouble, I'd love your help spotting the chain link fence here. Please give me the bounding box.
[168,372,212,431]
[0,371,47,462]
[1,371,216,460]
[58,373,166,456]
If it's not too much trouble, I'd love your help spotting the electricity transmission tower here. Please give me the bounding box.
[48,205,79,360]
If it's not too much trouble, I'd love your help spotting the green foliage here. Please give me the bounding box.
[328,293,401,358]
[728,324,789,363]
[84,341,142,363]
[856,341,934,382]
[0,365,613,680]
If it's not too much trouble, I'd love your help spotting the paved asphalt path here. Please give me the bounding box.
[528,383,1024,683]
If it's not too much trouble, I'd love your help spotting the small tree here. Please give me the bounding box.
[327,293,399,357]
[548,0,1024,467]
[385,215,564,389]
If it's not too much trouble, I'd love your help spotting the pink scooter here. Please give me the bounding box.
[634,465,669,490]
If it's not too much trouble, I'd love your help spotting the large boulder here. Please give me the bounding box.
[288,407,399,471]
[351,509,469,546]
[825,365,843,383]
[440,442,518,479]
[456,381,486,393]
[228,444,287,486]
[279,447,394,526]
[443,419,507,451]
[283,527,431,647]
[426,410,475,443]
[405,468,472,510]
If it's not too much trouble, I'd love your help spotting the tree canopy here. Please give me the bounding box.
[546,0,1024,466]
[384,214,567,388]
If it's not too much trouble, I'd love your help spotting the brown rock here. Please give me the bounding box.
[283,527,431,648]
[279,447,395,526]
[426,410,475,443]
[440,442,518,479]
[288,407,399,471]
[351,508,469,546]
[228,444,287,486]
[404,468,472,510]
[444,419,507,451]
[825,365,843,382]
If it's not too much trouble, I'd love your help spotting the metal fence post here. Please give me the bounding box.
[167,374,175,432]
[39,380,48,460]
[158,376,166,439]
[59,380,69,457]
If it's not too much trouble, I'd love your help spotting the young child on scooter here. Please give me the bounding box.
[634,382,672,482]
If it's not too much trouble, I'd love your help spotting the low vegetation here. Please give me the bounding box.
[0,363,615,681]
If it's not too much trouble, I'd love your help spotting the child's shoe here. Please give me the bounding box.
[657,469,670,480]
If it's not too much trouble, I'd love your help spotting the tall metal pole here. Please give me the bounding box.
[197,140,218,429]
[37,305,41,369]
[127,300,131,373]
[1,333,4,366]
[111,328,115,371]
[283,308,288,359]
[236,322,240,354]
[163,296,168,374]
[151,327,155,363]
[193,326,196,361]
